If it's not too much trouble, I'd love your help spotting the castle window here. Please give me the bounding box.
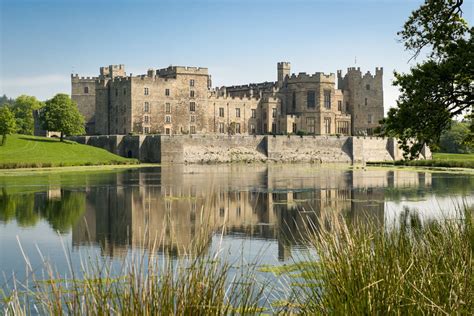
[338,100,342,111]
[123,88,126,95]
[165,128,171,135]
[307,91,316,108]
[250,124,256,134]
[306,117,315,134]
[366,84,370,90]
[251,109,256,118]
[324,90,331,109]
[190,115,195,123]
[190,102,196,112]
[365,98,368,106]
[144,115,149,123]
[368,114,373,124]
[165,115,171,123]
[337,121,349,135]
[165,103,171,113]
[236,123,241,134]
[272,123,276,134]
[236,108,240,118]
[272,108,276,118]
[144,102,149,113]
[324,117,331,134]
[144,127,150,134]
[190,79,195,87]
[190,90,195,98]
[84,87,89,94]
[292,91,296,109]
[165,89,170,96]
[219,123,225,133]
[190,125,196,134]
[219,107,224,117]
[144,87,149,95]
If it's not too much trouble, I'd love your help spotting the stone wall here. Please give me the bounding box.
[267,135,352,163]
[68,135,424,164]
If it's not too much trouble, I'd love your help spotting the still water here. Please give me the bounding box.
[1,164,473,281]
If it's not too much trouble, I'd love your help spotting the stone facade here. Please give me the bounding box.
[72,62,383,136]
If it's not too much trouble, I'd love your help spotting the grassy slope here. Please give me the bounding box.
[0,134,137,168]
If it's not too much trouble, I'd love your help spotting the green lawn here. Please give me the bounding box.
[432,152,474,161]
[0,134,137,169]
[395,152,474,168]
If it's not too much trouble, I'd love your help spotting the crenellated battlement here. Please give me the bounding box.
[208,93,261,102]
[224,81,276,91]
[71,74,98,81]
[287,72,335,83]
[157,65,209,77]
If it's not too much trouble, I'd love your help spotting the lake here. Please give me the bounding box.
[1,164,473,283]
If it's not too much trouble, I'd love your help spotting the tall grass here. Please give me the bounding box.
[2,207,473,314]
[1,216,272,315]
[287,208,474,314]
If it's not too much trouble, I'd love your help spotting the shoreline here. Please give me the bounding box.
[0,163,160,177]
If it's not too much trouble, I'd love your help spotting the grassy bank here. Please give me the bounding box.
[0,134,138,169]
[369,153,474,169]
[2,208,472,314]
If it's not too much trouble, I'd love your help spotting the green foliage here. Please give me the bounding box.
[0,107,17,145]
[40,93,85,141]
[0,134,137,169]
[382,0,473,159]
[0,94,14,107]
[11,95,43,135]
[439,120,473,153]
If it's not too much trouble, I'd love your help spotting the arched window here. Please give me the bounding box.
[366,84,370,90]
[84,86,89,94]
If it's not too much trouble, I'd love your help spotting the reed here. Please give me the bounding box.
[287,207,474,314]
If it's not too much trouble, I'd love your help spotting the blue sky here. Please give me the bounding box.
[1,0,472,111]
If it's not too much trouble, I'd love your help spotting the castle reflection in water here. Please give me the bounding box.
[69,165,432,260]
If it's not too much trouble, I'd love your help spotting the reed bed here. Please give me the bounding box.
[286,208,474,314]
[1,207,472,315]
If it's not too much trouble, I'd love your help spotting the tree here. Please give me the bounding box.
[40,93,85,141]
[0,106,17,145]
[0,94,14,107]
[381,0,473,159]
[11,95,43,135]
[439,120,473,153]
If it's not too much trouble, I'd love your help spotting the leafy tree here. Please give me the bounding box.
[0,94,14,107]
[381,0,473,159]
[11,95,43,135]
[40,93,85,141]
[0,106,17,145]
[439,120,473,153]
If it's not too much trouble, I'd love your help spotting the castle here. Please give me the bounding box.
[71,62,383,136]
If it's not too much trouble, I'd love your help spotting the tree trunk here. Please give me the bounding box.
[60,132,63,142]
[1,134,5,146]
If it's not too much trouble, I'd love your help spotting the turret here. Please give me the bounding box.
[277,62,291,83]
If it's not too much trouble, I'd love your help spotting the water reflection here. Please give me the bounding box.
[1,165,473,261]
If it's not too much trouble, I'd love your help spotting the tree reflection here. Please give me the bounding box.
[0,189,85,233]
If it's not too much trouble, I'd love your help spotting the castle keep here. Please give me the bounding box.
[71,63,383,136]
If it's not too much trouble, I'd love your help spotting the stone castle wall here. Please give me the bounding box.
[68,135,428,164]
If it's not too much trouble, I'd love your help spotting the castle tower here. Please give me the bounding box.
[338,67,383,135]
[277,62,291,83]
